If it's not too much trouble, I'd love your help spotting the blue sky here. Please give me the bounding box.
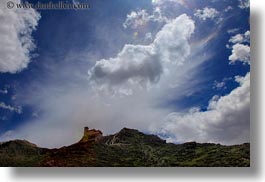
[0,0,250,147]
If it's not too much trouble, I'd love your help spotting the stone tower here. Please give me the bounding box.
[84,127,89,135]
[79,127,103,143]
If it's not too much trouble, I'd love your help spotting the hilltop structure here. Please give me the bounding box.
[79,127,103,143]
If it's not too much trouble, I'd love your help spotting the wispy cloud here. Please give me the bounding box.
[0,102,22,114]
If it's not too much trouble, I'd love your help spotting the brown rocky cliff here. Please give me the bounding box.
[79,127,103,143]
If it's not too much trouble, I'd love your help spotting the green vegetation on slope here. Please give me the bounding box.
[0,128,250,167]
[0,140,45,167]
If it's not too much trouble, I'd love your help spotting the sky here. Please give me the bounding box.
[0,0,250,148]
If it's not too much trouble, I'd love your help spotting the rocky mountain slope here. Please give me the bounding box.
[0,127,250,167]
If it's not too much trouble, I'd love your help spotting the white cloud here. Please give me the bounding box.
[0,102,22,114]
[238,0,250,9]
[0,89,8,94]
[144,32,153,42]
[123,10,149,29]
[0,85,9,94]
[229,34,244,44]
[0,0,40,73]
[213,77,232,90]
[234,74,248,85]
[244,30,250,41]
[229,43,250,64]
[213,81,226,89]
[89,14,195,95]
[227,28,240,34]
[194,7,221,22]
[123,7,167,29]
[229,31,250,44]
[228,30,250,65]
[88,44,163,94]
[150,72,250,145]
[224,6,233,12]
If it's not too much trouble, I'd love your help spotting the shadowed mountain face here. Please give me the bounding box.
[0,128,250,167]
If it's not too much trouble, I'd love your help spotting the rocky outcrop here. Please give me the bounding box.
[79,127,103,143]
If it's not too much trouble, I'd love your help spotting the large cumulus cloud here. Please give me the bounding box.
[150,72,250,145]
[88,14,195,94]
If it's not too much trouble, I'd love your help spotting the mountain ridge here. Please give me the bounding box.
[0,127,250,167]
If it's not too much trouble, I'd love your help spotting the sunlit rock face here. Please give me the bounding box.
[79,127,103,143]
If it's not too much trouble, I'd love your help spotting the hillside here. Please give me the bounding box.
[0,127,250,167]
